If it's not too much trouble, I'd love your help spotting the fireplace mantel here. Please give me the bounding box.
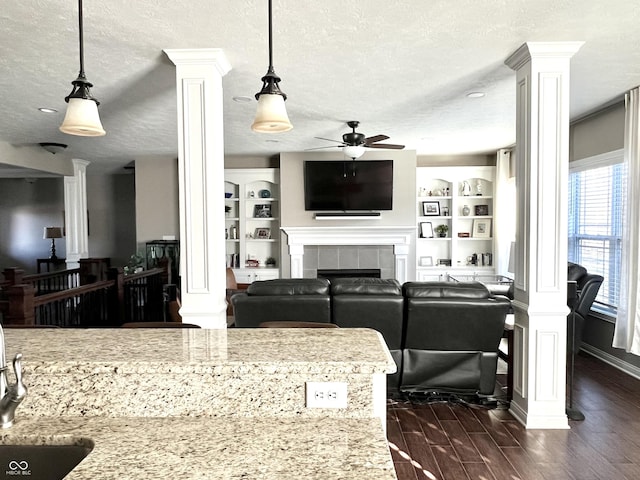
[282,226,415,283]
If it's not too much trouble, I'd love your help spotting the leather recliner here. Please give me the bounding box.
[400,281,510,396]
[330,278,404,392]
[231,278,331,327]
[567,262,604,353]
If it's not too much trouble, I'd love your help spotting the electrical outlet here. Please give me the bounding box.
[305,382,348,408]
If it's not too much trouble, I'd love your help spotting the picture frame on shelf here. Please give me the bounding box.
[255,227,271,239]
[437,259,452,266]
[472,219,491,238]
[422,201,440,216]
[419,256,433,267]
[419,222,434,238]
[475,204,489,216]
[254,204,272,218]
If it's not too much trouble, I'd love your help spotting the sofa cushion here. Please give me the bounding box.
[330,278,402,296]
[403,281,490,299]
[246,278,330,296]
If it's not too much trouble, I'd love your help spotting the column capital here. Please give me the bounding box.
[505,41,584,70]
[164,48,231,77]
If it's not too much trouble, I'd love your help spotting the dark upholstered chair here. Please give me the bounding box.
[567,262,604,353]
[400,281,510,396]
[231,278,331,327]
[330,278,404,392]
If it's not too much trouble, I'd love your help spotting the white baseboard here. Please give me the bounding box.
[580,344,640,381]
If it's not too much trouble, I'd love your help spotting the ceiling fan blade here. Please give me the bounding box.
[304,145,341,151]
[364,135,389,144]
[367,143,405,150]
[314,136,345,144]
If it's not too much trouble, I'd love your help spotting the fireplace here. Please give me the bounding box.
[282,226,415,283]
[317,269,381,281]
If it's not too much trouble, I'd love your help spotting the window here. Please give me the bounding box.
[568,150,626,314]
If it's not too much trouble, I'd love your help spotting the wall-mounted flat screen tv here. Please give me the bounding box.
[304,160,393,211]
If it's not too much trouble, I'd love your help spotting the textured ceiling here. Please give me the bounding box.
[1,0,639,175]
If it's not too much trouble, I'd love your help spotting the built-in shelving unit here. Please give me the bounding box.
[224,168,280,284]
[416,166,496,280]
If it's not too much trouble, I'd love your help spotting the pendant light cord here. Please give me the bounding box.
[78,0,85,77]
[267,0,273,69]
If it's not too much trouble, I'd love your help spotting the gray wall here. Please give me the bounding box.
[568,103,640,368]
[0,177,65,272]
[86,174,137,268]
[278,150,417,277]
[0,174,136,273]
[570,102,625,161]
[134,157,180,252]
[280,150,417,228]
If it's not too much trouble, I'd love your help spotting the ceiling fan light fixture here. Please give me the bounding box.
[60,0,106,137]
[39,142,68,154]
[251,0,292,133]
[343,145,365,159]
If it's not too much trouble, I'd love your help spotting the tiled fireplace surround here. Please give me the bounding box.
[282,226,415,283]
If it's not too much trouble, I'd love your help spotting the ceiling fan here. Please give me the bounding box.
[308,121,405,159]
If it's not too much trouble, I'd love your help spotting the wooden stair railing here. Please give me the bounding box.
[2,267,166,327]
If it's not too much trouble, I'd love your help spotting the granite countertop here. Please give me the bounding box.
[1,416,397,479]
[4,327,396,375]
[1,327,397,478]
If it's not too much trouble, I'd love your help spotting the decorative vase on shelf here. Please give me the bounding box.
[462,205,470,216]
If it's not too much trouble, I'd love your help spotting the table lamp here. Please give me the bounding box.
[43,227,63,259]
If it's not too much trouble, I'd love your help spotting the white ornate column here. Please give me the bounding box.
[165,48,231,329]
[505,42,583,428]
[393,243,410,284]
[289,244,305,278]
[63,159,90,268]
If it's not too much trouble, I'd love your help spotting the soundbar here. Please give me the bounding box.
[314,212,381,220]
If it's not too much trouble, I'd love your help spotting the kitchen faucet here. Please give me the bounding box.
[0,324,27,428]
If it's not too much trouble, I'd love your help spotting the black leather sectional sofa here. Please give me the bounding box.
[232,278,511,396]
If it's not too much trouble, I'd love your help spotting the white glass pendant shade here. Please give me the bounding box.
[343,145,365,159]
[59,97,106,136]
[251,94,293,133]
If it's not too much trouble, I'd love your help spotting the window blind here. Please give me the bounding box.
[568,160,626,312]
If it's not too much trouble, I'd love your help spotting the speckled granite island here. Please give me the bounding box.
[1,328,397,479]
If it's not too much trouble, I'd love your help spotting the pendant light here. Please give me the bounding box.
[251,0,293,133]
[60,0,106,137]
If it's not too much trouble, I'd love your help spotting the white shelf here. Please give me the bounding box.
[416,166,496,275]
[225,169,281,280]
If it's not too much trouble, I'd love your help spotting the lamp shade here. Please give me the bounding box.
[251,94,293,133]
[343,145,366,159]
[43,227,63,239]
[59,98,106,136]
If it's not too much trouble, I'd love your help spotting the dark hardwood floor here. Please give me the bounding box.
[387,352,640,480]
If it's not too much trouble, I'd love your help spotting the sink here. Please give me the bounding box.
[0,437,94,480]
